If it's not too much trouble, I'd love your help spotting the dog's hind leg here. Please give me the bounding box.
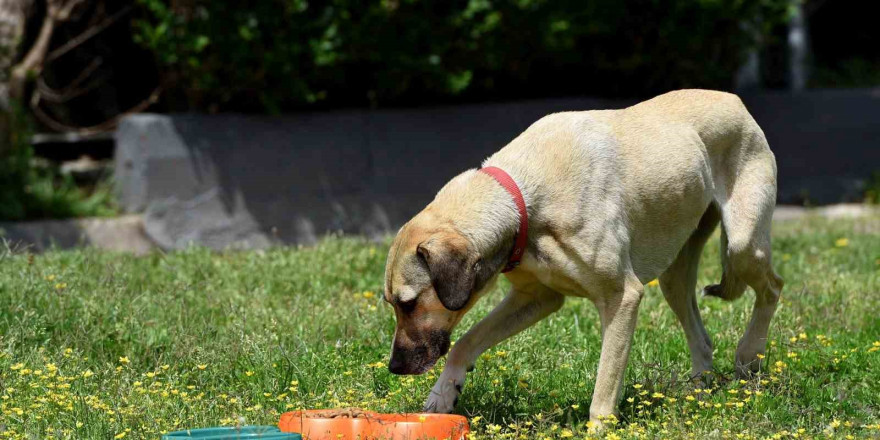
[728,207,784,378]
[424,285,564,414]
[707,130,784,377]
[660,204,720,378]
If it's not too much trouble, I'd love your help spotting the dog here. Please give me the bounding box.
[383,89,784,427]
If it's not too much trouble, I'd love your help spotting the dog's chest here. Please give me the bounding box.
[512,255,602,300]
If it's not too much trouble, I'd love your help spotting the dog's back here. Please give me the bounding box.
[618,89,756,152]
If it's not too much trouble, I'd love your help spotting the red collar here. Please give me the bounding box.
[479,166,528,272]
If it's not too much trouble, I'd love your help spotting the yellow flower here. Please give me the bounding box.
[560,429,574,438]
[362,291,375,299]
[834,237,849,247]
[119,356,130,364]
[647,279,660,287]
[82,370,93,378]
[633,384,643,389]
[114,432,127,439]
[76,422,83,428]
[418,416,427,422]
[245,371,254,377]
[197,364,207,370]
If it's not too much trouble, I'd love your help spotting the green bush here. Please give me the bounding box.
[134,0,794,113]
[0,103,117,221]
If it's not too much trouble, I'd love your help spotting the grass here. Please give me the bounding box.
[0,215,878,439]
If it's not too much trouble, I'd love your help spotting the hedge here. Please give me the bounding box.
[134,0,795,113]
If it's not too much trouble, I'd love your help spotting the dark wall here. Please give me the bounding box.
[115,89,880,249]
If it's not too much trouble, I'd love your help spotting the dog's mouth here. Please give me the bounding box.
[388,330,451,375]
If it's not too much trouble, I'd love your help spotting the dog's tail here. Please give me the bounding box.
[701,220,749,302]
[689,202,747,302]
[699,95,779,306]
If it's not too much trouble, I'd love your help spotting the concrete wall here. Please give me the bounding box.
[115,90,880,250]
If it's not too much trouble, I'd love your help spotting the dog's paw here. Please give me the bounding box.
[586,414,618,433]
[423,377,462,414]
[702,283,723,298]
[735,351,764,379]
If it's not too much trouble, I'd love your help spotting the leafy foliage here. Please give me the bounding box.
[0,102,116,220]
[134,0,795,113]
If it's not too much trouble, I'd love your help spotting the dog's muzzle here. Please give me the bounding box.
[388,330,451,375]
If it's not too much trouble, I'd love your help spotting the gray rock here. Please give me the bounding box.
[0,215,155,254]
[144,189,272,250]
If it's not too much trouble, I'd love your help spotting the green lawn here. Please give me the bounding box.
[1,215,878,439]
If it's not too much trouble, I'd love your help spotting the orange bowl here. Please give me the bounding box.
[279,410,469,440]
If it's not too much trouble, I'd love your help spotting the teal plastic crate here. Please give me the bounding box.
[161,426,301,439]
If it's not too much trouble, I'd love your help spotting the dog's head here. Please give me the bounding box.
[383,208,505,375]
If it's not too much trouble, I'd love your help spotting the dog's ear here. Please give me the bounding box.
[417,239,479,311]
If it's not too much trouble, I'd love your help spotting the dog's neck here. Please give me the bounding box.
[431,169,523,267]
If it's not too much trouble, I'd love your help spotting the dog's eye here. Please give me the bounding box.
[397,297,417,314]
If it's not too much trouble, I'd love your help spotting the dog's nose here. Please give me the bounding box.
[388,355,407,375]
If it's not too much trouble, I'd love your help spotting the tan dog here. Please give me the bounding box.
[383,89,783,426]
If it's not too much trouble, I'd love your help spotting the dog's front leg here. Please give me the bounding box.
[424,285,564,413]
[588,281,644,429]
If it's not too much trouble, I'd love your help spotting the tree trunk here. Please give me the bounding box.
[1,0,34,156]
